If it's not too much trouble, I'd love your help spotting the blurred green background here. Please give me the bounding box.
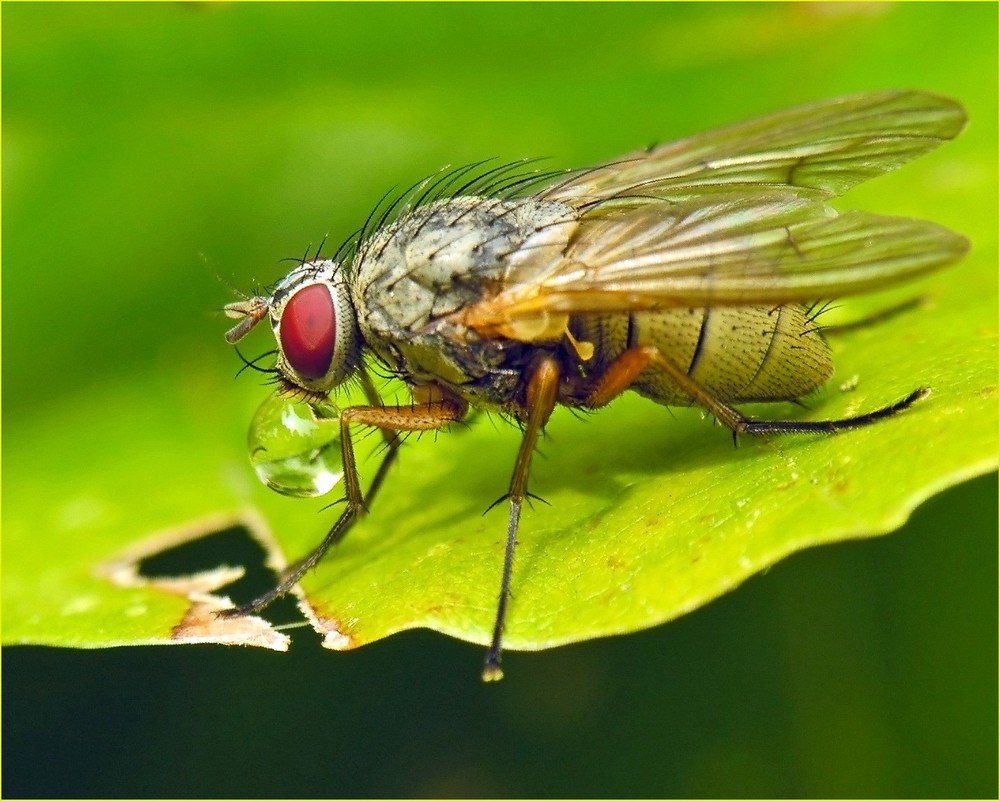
[3,3,996,797]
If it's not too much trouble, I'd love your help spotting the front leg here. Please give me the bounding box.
[339,396,466,514]
[219,391,465,619]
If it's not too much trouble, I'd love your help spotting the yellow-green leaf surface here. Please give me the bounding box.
[3,3,996,656]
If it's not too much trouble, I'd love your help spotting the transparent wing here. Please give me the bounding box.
[463,189,968,329]
[542,90,966,203]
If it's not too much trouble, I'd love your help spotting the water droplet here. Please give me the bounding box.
[248,390,343,497]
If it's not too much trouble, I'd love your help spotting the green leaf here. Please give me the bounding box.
[285,268,998,652]
[3,3,997,658]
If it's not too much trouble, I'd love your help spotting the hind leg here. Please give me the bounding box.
[581,345,927,441]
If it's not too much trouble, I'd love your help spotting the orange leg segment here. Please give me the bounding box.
[340,399,465,512]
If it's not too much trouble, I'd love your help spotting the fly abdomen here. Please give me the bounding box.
[575,305,834,406]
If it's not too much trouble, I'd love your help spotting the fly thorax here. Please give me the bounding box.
[351,195,576,395]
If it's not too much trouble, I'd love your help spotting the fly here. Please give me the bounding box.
[221,90,968,680]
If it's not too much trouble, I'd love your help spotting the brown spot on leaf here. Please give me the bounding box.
[298,597,357,651]
[172,595,289,650]
[96,510,291,651]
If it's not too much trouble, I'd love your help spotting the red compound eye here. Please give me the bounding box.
[278,283,336,380]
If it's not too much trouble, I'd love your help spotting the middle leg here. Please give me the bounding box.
[482,354,561,681]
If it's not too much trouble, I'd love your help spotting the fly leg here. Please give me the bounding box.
[582,345,926,437]
[483,355,560,682]
[219,392,465,619]
[218,438,401,618]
